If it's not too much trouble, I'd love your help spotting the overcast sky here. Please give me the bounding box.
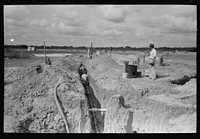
[4,5,196,47]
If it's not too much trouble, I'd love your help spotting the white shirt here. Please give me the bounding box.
[82,74,88,81]
[149,48,156,59]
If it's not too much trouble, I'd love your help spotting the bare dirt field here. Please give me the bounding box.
[4,51,196,133]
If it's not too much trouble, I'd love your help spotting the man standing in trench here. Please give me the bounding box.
[78,63,89,90]
[148,43,157,80]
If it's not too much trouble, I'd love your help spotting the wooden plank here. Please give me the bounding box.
[88,108,106,112]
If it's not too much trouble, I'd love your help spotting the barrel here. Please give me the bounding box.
[126,65,137,77]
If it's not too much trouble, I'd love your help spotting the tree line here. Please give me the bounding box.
[4,45,196,52]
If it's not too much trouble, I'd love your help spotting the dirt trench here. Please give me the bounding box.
[79,65,138,133]
[84,54,196,133]
[79,73,105,133]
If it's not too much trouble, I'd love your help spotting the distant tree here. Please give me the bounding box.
[132,47,136,50]
[21,45,28,49]
[125,46,131,48]
[125,46,131,50]
[78,46,87,50]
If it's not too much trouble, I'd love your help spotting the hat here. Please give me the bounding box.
[149,43,154,48]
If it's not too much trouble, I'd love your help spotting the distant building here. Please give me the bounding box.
[27,47,36,51]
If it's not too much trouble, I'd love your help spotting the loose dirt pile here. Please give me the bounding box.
[4,58,92,133]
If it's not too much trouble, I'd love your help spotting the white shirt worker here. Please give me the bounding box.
[149,48,156,60]
[149,48,156,80]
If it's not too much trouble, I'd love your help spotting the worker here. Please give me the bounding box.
[78,63,87,79]
[143,52,145,63]
[90,48,93,59]
[159,54,163,66]
[96,51,100,58]
[81,74,88,82]
[45,57,51,65]
[148,43,156,80]
[137,56,140,69]
[87,48,90,59]
[78,63,89,92]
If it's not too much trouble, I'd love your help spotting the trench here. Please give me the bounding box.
[79,70,105,133]
[78,67,196,133]
[65,62,195,133]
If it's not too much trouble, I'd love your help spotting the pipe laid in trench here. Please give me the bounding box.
[79,70,102,133]
[54,63,101,133]
[54,64,96,133]
[84,84,98,133]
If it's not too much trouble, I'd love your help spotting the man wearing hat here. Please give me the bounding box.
[78,62,87,79]
[149,43,156,80]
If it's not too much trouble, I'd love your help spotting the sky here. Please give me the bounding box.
[4,5,196,47]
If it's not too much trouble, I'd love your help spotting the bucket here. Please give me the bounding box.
[122,73,129,79]
[126,65,137,77]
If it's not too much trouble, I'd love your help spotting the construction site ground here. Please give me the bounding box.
[4,51,196,133]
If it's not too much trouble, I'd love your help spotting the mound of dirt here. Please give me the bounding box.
[87,55,123,90]
[4,58,92,133]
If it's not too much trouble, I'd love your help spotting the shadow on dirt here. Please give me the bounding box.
[15,117,34,133]
[170,75,196,85]
[156,74,170,79]
[4,81,14,86]
[119,96,132,109]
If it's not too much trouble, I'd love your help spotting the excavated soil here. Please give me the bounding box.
[86,52,196,133]
[4,56,93,133]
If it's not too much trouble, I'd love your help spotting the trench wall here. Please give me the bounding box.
[88,72,196,133]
